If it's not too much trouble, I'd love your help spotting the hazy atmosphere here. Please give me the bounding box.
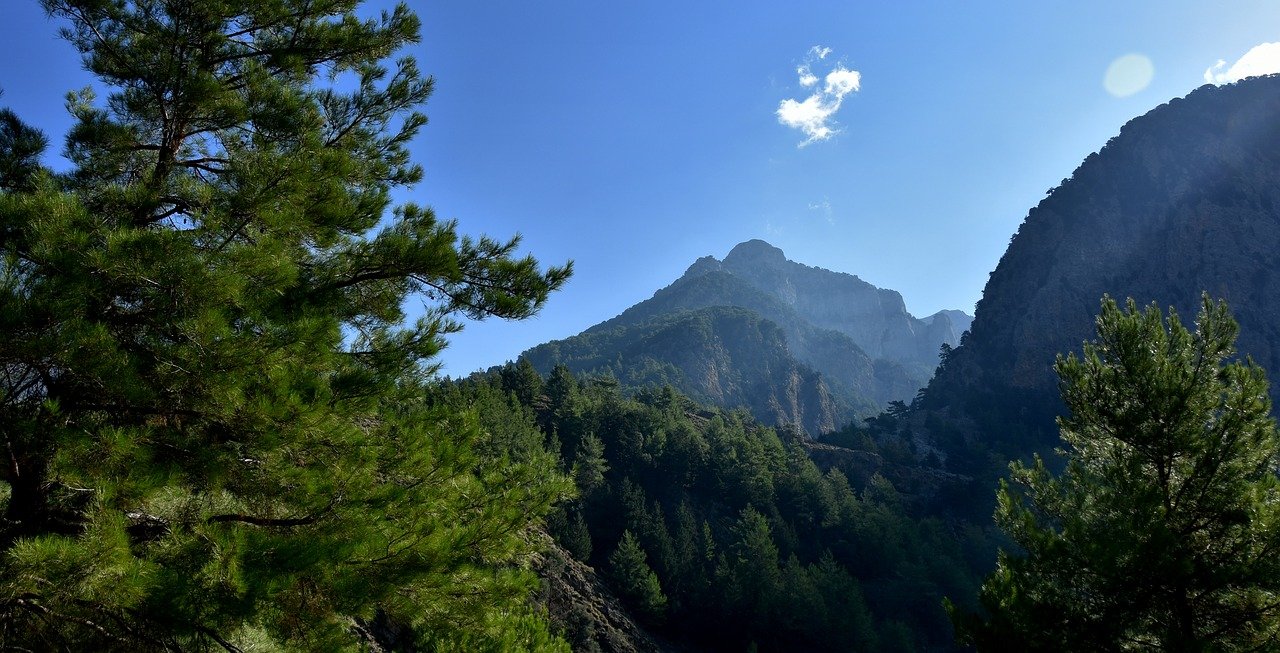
[4,1,1279,375]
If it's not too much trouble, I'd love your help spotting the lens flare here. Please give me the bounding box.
[1104,54,1154,97]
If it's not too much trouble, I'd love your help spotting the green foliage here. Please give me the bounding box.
[454,365,992,652]
[0,96,47,192]
[607,530,667,624]
[502,358,546,409]
[421,607,572,653]
[0,1,570,650]
[573,433,609,497]
[523,305,873,433]
[953,296,1280,650]
[549,507,592,562]
[719,507,781,620]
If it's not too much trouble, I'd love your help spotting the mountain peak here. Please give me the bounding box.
[682,255,723,279]
[724,239,787,266]
[526,236,974,435]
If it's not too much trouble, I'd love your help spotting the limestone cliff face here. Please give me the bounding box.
[923,74,1280,452]
[524,242,969,436]
[922,309,973,345]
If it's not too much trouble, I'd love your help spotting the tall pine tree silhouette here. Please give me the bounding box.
[0,1,571,649]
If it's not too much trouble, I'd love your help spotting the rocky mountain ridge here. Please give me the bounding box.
[523,241,971,435]
[692,240,967,364]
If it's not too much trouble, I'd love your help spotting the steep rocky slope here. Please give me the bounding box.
[533,534,675,653]
[920,74,1280,462]
[922,309,973,338]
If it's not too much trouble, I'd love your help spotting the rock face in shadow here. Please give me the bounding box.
[920,74,1280,462]
[523,242,970,436]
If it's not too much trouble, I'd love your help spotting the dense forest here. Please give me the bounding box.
[447,293,1280,651]
[440,361,993,651]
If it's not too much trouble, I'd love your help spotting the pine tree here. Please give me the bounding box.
[608,530,667,624]
[951,296,1280,651]
[555,507,593,562]
[541,363,581,448]
[572,432,608,497]
[0,1,571,650]
[501,358,546,409]
[0,93,48,192]
[723,506,781,624]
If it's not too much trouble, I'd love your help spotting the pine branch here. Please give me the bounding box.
[195,625,243,653]
[206,497,338,528]
[13,594,118,643]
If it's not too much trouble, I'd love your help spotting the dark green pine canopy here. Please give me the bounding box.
[0,0,572,650]
[952,297,1280,651]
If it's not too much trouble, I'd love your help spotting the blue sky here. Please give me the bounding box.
[3,1,1280,375]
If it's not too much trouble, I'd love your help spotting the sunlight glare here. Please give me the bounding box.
[1104,53,1155,97]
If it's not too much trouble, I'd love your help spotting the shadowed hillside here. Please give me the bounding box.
[915,74,1280,473]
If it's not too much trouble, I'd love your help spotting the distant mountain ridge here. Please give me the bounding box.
[664,240,968,364]
[921,309,974,337]
[523,240,971,435]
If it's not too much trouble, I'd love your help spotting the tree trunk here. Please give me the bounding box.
[1,458,49,546]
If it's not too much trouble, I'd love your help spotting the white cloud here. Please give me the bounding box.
[795,46,831,88]
[808,197,834,224]
[777,46,861,147]
[1204,42,1280,84]
[777,96,835,142]
[825,67,861,96]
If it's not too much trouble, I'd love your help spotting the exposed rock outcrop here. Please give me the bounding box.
[533,534,675,653]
